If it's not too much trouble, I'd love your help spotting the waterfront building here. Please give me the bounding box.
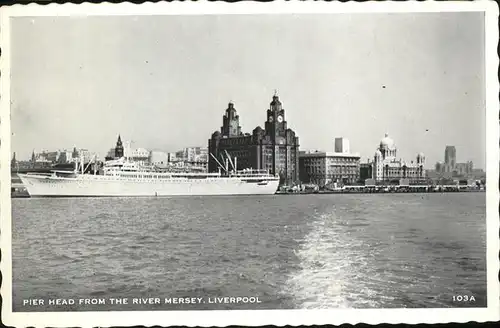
[208,94,300,185]
[55,149,76,164]
[166,147,208,171]
[425,169,444,181]
[149,151,169,167]
[299,141,361,187]
[12,160,32,171]
[29,150,52,168]
[176,147,208,164]
[39,150,59,163]
[124,147,150,164]
[195,147,209,163]
[180,147,196,162]
[359,161,373,182]
[29,149,73,166]
[370,133,426,183]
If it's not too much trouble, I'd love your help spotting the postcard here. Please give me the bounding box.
[1,1,499,327]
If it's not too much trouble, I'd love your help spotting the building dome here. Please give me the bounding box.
[379,133,395,150]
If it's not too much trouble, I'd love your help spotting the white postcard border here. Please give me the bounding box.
[1,1,499,327]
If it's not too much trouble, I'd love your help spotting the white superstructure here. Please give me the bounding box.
[18,155,280,197]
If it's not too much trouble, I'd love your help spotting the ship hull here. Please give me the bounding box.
[18,174,280,197]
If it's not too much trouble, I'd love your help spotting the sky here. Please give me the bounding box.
[10,12,486,168]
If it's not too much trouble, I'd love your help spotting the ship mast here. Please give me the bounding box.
[83,154,96,175]
[210,153,227,173]
[126,141,131,162]
[224,150,236,172]
[80,152,84,174]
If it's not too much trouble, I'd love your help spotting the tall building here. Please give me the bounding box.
[11,152,17,168]
[115,135,124,158]
[435,146,474,178]
[445,146,456,167]
[334,137,350,154]
[371,133,426,183]
[208,94,300,185]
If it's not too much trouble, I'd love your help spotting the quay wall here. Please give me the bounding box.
[277,185,484,195]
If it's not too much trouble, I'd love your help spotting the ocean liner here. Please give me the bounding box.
[18,152,280,197]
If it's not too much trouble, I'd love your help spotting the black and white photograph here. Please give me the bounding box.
[1,1,498,327]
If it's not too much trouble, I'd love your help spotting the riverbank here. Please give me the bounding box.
[277,186,485,195]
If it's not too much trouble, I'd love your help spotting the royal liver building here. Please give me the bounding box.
[208,94,300,185]
[372,133,426,183]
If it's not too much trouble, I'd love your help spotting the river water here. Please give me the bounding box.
[11,193,486,311]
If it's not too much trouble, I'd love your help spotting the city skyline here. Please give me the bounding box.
[10,12,485,168]
[13,136,481,170]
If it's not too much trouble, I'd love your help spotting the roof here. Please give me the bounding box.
[299,151,361,158]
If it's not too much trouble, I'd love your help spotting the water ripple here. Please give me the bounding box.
[11,193,486,311]
[283,193,486,309]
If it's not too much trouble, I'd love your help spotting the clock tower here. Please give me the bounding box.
[261,93,299,185]
[221,102,242,137]
[265,93,287,139]
[115,134,124,158]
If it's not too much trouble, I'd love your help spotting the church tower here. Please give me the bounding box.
[115,134,124,158]
[11,152,17,169]
[221,102,242,137]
